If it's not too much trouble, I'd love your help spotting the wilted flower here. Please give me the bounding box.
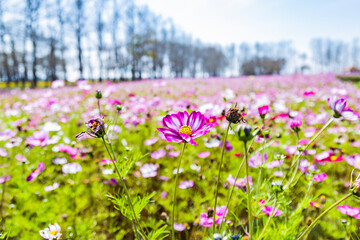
[157,111,213,145]
[39,223,62,239]
[26,163,45,181]
[76,117,105,139]
[225,107,246,124]
[350,179,360,198]
[328,97,358,121]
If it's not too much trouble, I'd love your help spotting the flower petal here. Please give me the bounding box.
[187,111,205,132]
[163,114,182,131]
[180,133,197,145]
[192,123,214,139]
[342,110,359,121]
[157,128,183,143]
[177,111,190,126]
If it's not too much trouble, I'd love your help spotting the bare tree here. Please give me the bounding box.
[75,0,84,79]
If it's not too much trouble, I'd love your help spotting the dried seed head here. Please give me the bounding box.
[225,107,246,124]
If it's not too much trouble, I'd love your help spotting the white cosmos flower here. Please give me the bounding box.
[39,223,62,239]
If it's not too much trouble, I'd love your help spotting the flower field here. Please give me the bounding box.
[1,74,360,240]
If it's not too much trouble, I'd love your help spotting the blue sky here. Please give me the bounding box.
[137,0,360,53]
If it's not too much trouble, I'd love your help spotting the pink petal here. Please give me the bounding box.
[191,123,214,139]
[157,128,183,143]
[180,133,197,145]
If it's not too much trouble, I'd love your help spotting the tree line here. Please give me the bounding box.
[0,0,359,88]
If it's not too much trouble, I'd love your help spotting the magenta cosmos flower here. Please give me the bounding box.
[328,97,358,121]
[337,205,360,219]
[157,111,214,145]
[258,105,269,118]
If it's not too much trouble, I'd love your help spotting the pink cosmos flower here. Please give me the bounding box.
[0,148,7,157]
[144,137,158,146]
[44,182,60,192]
[261,206,283,216]
[248,153,268,168]
[328,97,358,121]
[168,151,180,157]
[337,205,360,219]
[150,149,166,159]
[26,163,45,181]
[15,154,27,162]
[62,162,82,174]
[173,223,186,231]
[226,174,253,190]
[140,163,158,178]
[198,152,210,158]
[157,111,214,145]
[199,206,228,227]
[266,160,283,169]
[0,175,11,184]
[258,105,269,118]
[178,180,194,189]
[289,119,302,131]
[313,173,327,182]
[161,191,168,198]
[26,131,51,147]
[310,201,323,208]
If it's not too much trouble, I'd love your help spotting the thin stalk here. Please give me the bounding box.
[101,137,143,240]
[244,141,253,239]
[213,122,231,233]
[258,193,278,240]
[220,138,255,231]
[1,182,6,223]
[219,156,245,231]
[296,193,352,240]
[97,99,102,116]
[285,118,334,189]
[172,142,187,240]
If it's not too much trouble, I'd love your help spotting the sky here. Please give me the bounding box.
[136,0,360,53]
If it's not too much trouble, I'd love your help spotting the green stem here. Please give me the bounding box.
[172,142,187,240]
[296,193,352,240]
[0,182,6,225]
[213,122,231,233]
[244,141,253,239]
[285,117,334,189]
[220,138,255,231]
[258,193,278,240]
[220,155,245,231]
[101,137,144,240]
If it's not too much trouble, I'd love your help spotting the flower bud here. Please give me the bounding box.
[116,105,122,112]
[231,234,240,240]
[350,179,360,198]
[258,105,269,119]
[289,119,302,133]
[237,125,260,142]
[95,90,102,99]
[271,181,283,193]
[213,233,223,240]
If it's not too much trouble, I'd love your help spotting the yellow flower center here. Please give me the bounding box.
[179,125,192,136]
[91,121,100,130]
[50,230,57,235]
[330,156,337,161]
